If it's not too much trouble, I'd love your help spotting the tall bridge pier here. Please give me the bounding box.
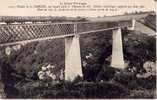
[65,35,83,81]
[111,28,125,69]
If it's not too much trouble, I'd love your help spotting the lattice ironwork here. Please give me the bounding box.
[0,23,74,44]
[77,20,132,33]
[0,20,132,45]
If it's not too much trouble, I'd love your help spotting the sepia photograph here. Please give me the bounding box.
[0,0,156,99]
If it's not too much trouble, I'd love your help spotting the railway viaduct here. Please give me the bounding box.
[0,17,137,81]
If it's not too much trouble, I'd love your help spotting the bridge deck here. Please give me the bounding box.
[0,20,132,46]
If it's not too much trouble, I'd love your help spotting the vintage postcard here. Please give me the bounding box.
[0,0,156,99]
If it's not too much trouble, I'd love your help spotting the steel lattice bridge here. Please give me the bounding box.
[0,20,132,45]
[0,14,143,81]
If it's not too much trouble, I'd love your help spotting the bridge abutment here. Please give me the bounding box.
[111,28,125,69]
[128,19,136,30]
[65,35,83,81]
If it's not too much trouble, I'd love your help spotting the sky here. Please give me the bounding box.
[0,0,156,17]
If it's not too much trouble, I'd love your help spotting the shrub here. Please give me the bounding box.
[113,71,138,90]
[128,89,155,99]
[136,75,156,89]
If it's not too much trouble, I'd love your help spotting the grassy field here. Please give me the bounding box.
[87,13,150,22]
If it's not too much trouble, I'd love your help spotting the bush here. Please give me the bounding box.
[113,71,138,90]
[127,89,155,99]
[96,66,116,82]
[136,75,156,89]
